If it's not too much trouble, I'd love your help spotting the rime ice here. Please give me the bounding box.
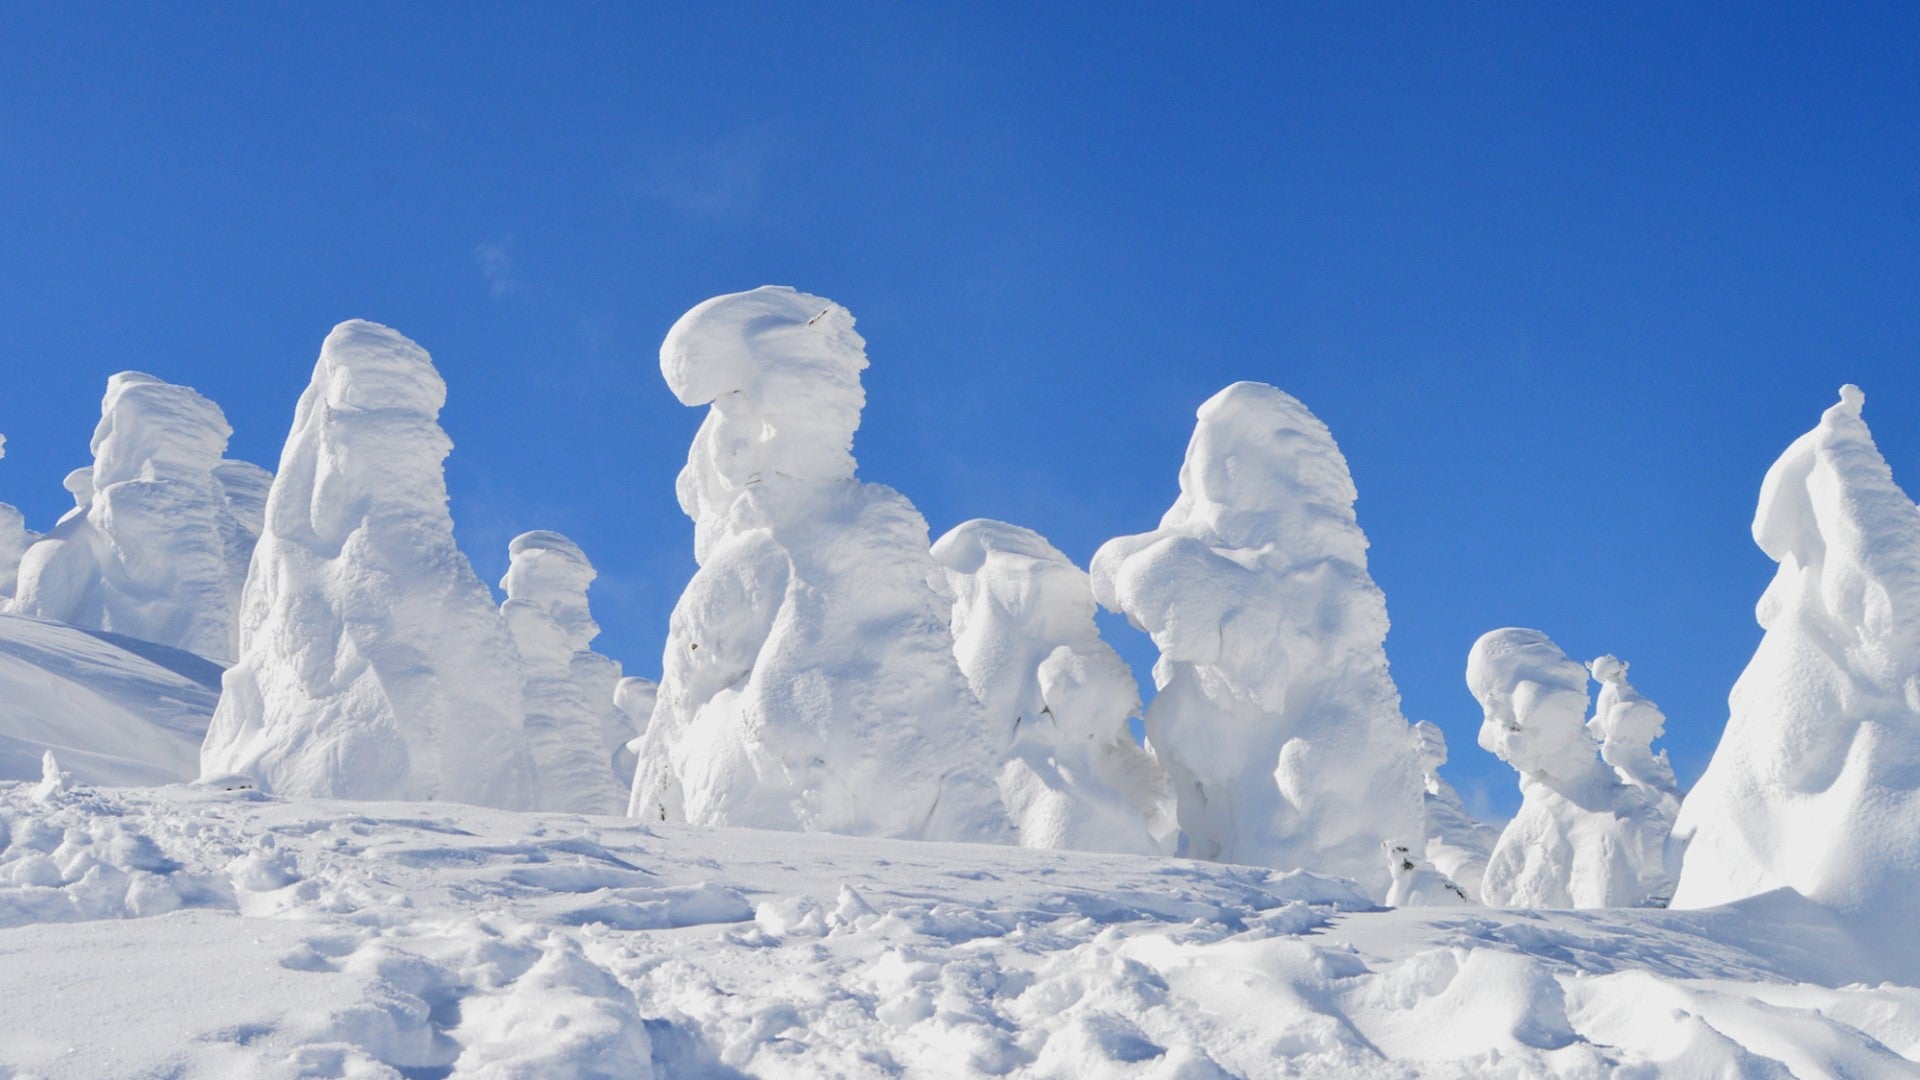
[1090,381,1427,896]
[198,321,535,808]
[628,288,1011,841]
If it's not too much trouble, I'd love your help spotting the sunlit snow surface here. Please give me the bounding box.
[2,782,1915,1078]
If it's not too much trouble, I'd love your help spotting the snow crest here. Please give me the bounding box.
[500,530,633,814]
[628,287,1012,842]
[933,518,1174,855]
[1671,385,1920,975]
[1470,628,1678,908]
[7,373,268,662]
[1090,381,1427,897]
[199,321,536,808]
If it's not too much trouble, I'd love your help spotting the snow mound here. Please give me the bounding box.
[1090,381,1426,896]
[199,320,536,808]
[1470,628,1678,907]
[7,372,269,662]
[0,613,221,785]
[500,530,632,814]
[1672,385,1920,977]
[933,518,1174,855]
[629,287,1011,843]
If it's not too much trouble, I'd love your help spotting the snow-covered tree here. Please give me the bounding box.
[199,321,535,808]
[8,373,268,661]
[1411,720,1499,902]
[932,518,1173,855]
[1090,381,1427,897]
[500,530,630,814]
[1671,385,1920,976]
[1470,628,1676,908]
[628,287,1011,842]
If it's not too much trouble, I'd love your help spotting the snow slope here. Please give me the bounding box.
[0,613,220,786]
[1672,385,1920,979]
[1,781,1914,1078]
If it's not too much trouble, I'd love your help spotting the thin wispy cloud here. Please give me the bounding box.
[473,236,525,300]
[641,128,779,222]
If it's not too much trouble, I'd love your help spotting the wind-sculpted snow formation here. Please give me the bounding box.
[1411,720,1499,902]
[6,373,269,662]
[1672,385,1920,977]
[199,320,536,808]
[1470,629,1678,908]
[1090,381,1426,897]
[932,518,1173,855]
[628,287,1012,842]
[0,504,27,603]
[500,530,632,814]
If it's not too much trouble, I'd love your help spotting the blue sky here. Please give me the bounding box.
[2,4,1915,817]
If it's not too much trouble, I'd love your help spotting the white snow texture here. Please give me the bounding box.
[1671,385,1920,978]
[1469,628,1678,908]
[501,529,634,814]
[6,373,268,662]
[628,287,1012,842]
[933,518,1173,855]
[199,320,536,808]
[1090,381,1426,897]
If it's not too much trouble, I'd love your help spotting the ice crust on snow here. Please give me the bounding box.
[1470,628,1678,908]
[1090,381,1427,896]
[629,287,1011,842]
[932,518,1174,855]
[500,530,633,814]
[1671,385,1920,977]
[199,320,536,808]
[6,373,268,662]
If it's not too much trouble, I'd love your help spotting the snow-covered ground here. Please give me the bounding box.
[3,779,1916,1079]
